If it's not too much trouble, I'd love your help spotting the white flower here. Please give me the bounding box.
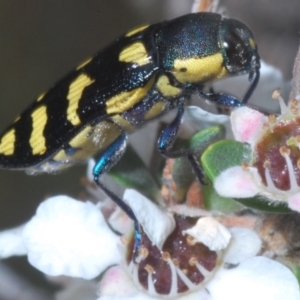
[23,195,121,279]
[182,217,231,251]
[0,190,299,300]
[214,92,300,212]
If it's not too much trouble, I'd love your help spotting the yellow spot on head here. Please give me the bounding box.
[106,77,154,114]
[125,25,149,37]
[249,38,256,50]
[30,105,47,155]
[156,75,182,97]
[67,73,95,126]
[119,42,151,66]
[172,53,228,84]
[76,57,92,70]
[0,129,16,155]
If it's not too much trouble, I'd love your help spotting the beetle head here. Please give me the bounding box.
[219,17,260,103]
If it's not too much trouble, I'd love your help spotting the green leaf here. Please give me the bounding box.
[202,180,243,213]
[291,264,300,286]
[109,145,161,204]
[201,139,251,181]
[172,125,226,201]
[201,140,293,213]
[187,125,226,156]
[235,197,293,213]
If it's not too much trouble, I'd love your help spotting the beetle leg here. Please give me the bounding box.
[93,132,141,257]
[199,91,244,108]
[157,100,206,184]
[199,70,260,108]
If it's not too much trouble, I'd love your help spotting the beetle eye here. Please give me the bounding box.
[222,31,251,73]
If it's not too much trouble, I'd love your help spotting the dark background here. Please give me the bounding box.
[0,1,300,298]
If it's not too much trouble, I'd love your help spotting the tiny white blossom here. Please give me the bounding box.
[0,225,27,258]
[182,217,231,251]
[123,189,175,249]
[22,195,121,279]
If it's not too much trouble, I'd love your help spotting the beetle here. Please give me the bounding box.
[0,12,260,249]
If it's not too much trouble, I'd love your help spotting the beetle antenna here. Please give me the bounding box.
[242,70,260,104]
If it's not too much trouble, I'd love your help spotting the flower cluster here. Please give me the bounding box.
[214,91,300,212]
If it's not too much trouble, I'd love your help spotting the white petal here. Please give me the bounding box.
[288,193,300,212]
[224,228,261,265]
[55,279,98,300]
[231,107,265,146]
[0,225,27,258]
[98,266,138,298]
[86,158,96,183]
[182,217,231,251]
[214,166,259,198]
[108,206,134,235]
[123,189,175,249]
[184,106,230,130]
[98,266,212,300]
[207,256,300,300]
[22,195,120,279]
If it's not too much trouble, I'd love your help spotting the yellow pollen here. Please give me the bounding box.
[120,236,129,245]
[268,115,276,123]
[272,89,281,100]
[279,146,291,156]
[162,252,171,261]
[291,107,299,115]
[242,162,249,170]
[290,99,299,114]
[291,99,298,107]
[144,264,154,274]
[139,246,149,259]
[189,256,198,267]
[172,258,180,266]
[186,235,196,246]
[263,160,271,169]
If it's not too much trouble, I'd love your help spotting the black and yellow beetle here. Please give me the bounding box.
[0,12,260,247]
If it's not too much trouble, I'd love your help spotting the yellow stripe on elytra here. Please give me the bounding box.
[125,25,149,37]
[144,101,166,121]
[14,116,20,123]
[37,92,46,102]
[76,57,92,70]
[106,77,154,114]
[29,105,47,155]
[0,129,16,155]
[172,53,228,84]
[67,73,95,126]
[119,42,150,66]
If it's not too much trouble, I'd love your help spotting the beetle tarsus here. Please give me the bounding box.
[200,91,244,108]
